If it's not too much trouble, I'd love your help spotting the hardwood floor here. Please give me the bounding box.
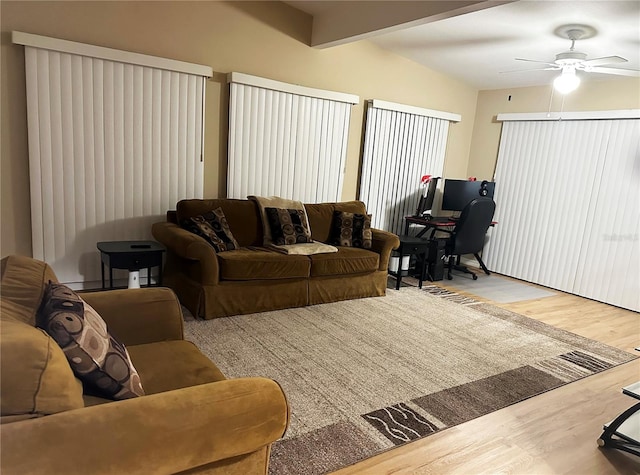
[332,272,640,475]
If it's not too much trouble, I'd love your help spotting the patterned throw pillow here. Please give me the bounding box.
[182,207,239,252]
[330,211,373,249]
[265,207,313,245]
[36,282,144,400]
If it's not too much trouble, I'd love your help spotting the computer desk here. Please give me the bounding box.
[404,216,457,239]
[404,215,498,275]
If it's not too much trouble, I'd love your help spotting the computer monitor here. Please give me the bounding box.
[414,177,439,217]
[441,179,495,211]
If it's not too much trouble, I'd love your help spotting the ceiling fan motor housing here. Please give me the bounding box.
[555,51,587,65]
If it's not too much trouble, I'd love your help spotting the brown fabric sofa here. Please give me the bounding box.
[0,255,289,475]
[152,199,400,319]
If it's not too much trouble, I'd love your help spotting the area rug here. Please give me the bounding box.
[391,273,556,303]
[183,287,635,475]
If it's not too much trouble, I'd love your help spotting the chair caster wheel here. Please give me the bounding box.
[472,274,478,280]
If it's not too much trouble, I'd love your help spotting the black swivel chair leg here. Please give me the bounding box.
[474,253,491,275]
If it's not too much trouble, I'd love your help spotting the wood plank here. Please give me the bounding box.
[332,273,640,474]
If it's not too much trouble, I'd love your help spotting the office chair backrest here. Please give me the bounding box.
[451,197,496,255]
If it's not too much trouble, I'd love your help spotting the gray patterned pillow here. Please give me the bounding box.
[330,211,373,249]
[182,207,239,252]
[265,207,313,245]
[37,282,144,400]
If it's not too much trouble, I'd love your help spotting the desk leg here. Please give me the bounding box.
[158,261,163,286]
[395,251,403,290]
[418,253,426,289]
[147,267,152,287]
[109,266,113,290]
[101,261,105,290]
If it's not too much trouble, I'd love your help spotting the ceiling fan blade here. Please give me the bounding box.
[515,58,558,67]
[587,66,640,77]
[500,67,558,74]
[582,56,628,67]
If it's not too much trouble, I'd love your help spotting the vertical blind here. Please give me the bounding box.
[14,32,212,286]
[227,72,359,203]
[486,111,640,311]
[359,100,460,235]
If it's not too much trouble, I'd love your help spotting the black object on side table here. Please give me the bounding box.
[389,236,430,290]
[97,241,166,289]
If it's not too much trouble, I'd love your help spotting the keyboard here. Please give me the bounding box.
[426,215,456,223]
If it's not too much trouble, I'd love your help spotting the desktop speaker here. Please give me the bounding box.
[479,180,489,197]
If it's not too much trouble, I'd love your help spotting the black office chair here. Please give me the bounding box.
[443,197,496,280]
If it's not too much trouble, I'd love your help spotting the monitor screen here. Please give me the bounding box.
[441,179,495,211]
[414,177,439,216]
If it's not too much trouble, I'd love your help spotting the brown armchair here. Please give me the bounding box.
[0,255,289,475]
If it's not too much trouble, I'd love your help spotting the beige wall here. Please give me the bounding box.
[468,77,640,180]
[1,0,478,257]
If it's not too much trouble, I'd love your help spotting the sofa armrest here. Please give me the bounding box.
[152,221,220,285]
[82,288,184,345]
[1,377,289,475]
[371,229,400,271]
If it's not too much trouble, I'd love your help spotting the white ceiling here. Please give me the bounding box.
[286,0,640,90]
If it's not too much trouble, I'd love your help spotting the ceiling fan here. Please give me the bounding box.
[505,24,639,93]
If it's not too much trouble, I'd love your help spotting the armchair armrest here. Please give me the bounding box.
[371,228,400,271]
[1,377,289,475]
[82,288,183,346]
[152,221,220,285]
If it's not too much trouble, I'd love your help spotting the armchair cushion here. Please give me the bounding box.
[127,340,225,394]
[37,282,144,400]
[182,207,239,252]
[0,318,84,421]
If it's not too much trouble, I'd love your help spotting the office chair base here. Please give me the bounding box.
[447,264,478,280]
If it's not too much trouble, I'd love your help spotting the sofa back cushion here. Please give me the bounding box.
[1,317,84,422]
[306,201,368,243]
[0,255,58,326]
[0,256,85,422]
[177,199,262,247]
[176,199,369,247]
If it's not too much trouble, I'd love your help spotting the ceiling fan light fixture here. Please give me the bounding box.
[553,68,580,94]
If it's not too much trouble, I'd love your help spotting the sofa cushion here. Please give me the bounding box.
[249,196,312,246]
[330,211,373,249]
[177,198,263,247]
[127,340,226,394]
[306,201,368,243]
[1,317,84,421]
[265,207,313,245]
[217,248,310,281]
[182,207,240,252]
[309,247,380,277]
[37,282,145,400]
[0,255,58,326]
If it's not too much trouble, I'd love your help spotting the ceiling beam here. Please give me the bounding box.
[307,0,516,48]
